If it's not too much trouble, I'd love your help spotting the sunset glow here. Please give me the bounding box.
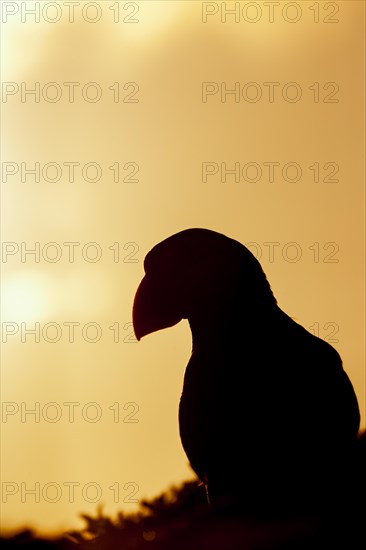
[1,0,364,536]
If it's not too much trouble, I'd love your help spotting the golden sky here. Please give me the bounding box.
[1,0,365,535]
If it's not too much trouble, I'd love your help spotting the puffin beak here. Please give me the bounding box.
[132,275,182,341]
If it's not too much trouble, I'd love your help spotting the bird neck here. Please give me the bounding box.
[188,302,285,351]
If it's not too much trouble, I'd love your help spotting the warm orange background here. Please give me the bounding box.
[1,0,365,535]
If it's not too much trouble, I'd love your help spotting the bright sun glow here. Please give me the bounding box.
[1,271,50,322]
[119,1,184,41]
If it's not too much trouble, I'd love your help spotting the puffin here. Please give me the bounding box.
[133,228,360,513]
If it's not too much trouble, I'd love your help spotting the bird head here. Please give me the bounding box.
[132,228,276,341]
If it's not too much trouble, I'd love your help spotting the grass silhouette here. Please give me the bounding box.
[1,442,365,550]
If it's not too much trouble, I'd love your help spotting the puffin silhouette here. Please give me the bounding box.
[133,228,360,512]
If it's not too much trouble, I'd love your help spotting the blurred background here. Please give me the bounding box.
[1,0,364,535]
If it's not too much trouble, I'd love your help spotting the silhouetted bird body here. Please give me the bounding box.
[133,229,360,513]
